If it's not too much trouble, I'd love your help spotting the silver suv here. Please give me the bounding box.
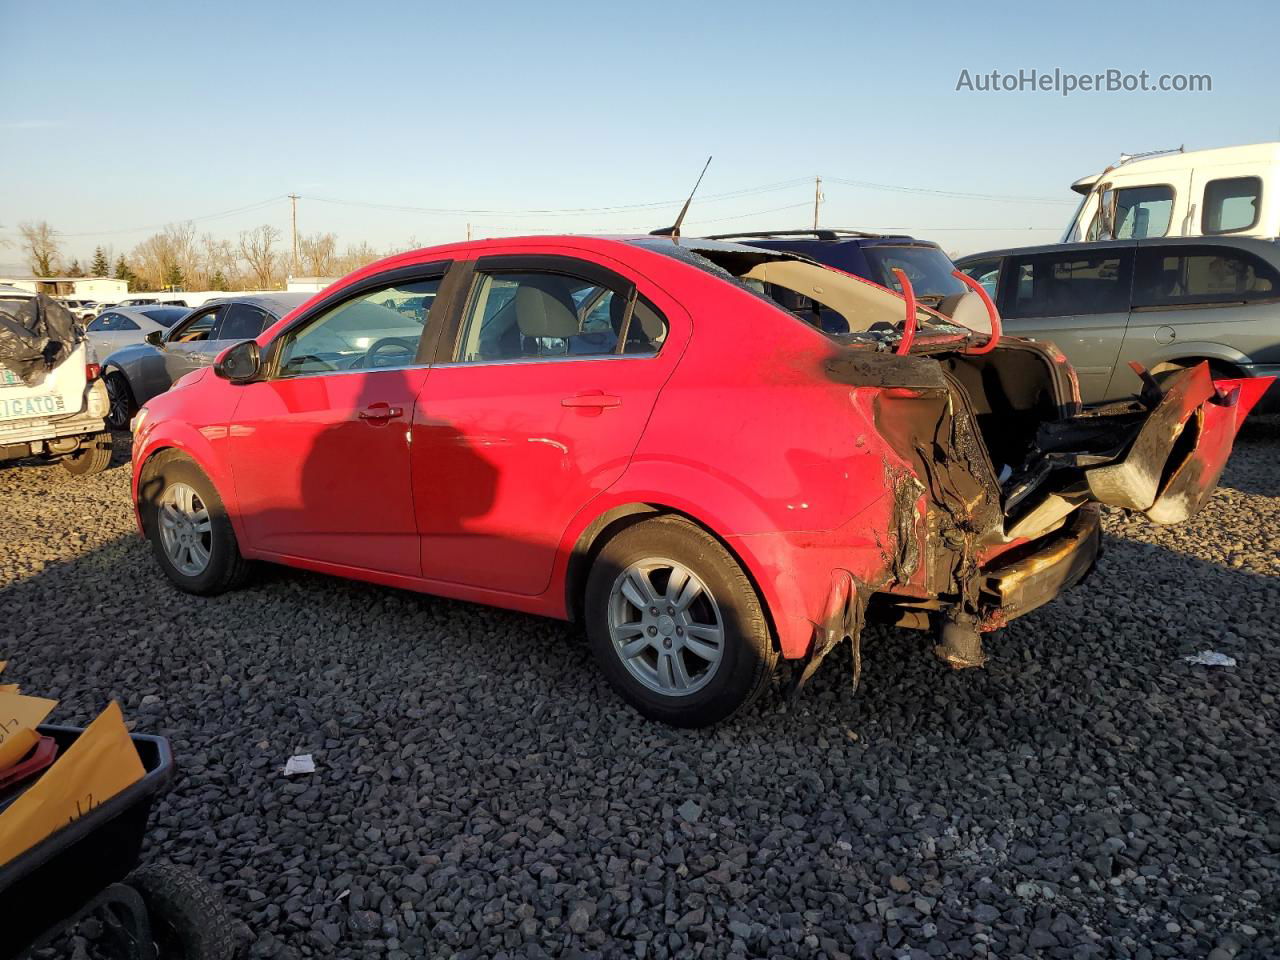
[956,237,1280,408]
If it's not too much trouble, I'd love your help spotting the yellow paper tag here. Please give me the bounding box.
[0,694,57,751]
[0,702,145,867]
[0,727,39,772]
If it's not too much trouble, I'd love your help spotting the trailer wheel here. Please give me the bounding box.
[127,864,239,960]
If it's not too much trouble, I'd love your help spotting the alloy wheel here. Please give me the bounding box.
[157,482,213,576]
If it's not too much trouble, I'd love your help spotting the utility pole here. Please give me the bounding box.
[288,193,300,277]
[813,176,822,231]
[466,222,472,242]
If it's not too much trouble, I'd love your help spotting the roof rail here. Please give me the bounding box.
[1115,145,1184,166]
[703,228,894,241]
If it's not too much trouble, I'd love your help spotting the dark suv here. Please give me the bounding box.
[955,237,1280,407]
[707,229,968,302]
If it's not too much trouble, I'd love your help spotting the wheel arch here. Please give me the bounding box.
[132,430,243,542]
[562,501,785,655]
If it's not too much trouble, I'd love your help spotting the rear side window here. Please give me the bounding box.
[217,303,271,341]
[1203,177,1262,234]
[1005,252,1131,319]
[456,271,666,362]
[1134,246,1280,306]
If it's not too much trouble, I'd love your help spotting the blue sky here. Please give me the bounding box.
[2,0,1277,266]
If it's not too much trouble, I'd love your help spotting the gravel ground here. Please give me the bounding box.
[2,422,1278,960]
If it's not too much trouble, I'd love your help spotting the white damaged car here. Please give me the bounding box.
[0,291,113,475]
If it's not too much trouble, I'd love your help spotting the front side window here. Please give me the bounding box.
[1113,185,1174,238]
[277,278,440,377]
[960,258,1001,297]
[1203,177,1262,234]
[456,271,666,362]
[1134,246,1279,306]
[170,306,225,343]
[1006,253,1130,319]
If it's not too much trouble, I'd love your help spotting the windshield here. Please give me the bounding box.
[862,245,966,301]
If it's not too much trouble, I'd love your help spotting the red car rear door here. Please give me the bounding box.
[412,254,686,596]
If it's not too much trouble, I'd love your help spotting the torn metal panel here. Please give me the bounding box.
[825,351,949,391]
[789,569,871,700]
[1083,363,1215,511]
[0,296,82,387]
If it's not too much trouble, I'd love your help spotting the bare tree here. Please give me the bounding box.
[200,233,241,289]
[131,222,199,291]
[18,220,61,276]
[239,225,282,289]
[298,232,337,276]
[334,241,384,276]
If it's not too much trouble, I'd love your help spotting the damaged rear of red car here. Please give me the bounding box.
[624,238,1268,705]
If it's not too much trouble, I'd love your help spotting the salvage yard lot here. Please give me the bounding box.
[3,425,1279,960]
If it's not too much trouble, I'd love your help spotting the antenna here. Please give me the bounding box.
[650,156,713,240]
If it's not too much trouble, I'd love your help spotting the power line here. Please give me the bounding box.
[57,196,288,238]
[826,177,1073,205]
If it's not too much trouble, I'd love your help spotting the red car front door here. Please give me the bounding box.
[412,255,686,596]
[228,270,449,576]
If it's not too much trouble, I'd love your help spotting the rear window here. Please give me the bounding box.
[1202,177,1262,234]
[1134,246,1280,306]
[1005,251,1131,318]
[140,306,188,327]
[862,245,966,299]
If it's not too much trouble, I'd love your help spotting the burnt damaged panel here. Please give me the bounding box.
[824,352,949,391]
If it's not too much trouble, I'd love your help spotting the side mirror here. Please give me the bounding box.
[214,340,261,383]
[144,331,164,347]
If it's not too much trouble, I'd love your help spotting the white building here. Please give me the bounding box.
[0,276,129,299]
[287,276,337,293]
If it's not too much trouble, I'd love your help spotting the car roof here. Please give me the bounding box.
[202,292,311,315]
[703,229,936,247]
[955,235,1280,263]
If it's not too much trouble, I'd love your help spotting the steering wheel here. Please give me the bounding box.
[363,337,418,368]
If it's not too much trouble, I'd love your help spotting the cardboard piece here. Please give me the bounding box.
[0,693,58,765]
[0,685,19,695]
[0,727,40,772]
[0,701,145,867]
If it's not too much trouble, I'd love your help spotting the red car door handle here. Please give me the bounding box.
[359,403,403,421]
[561,393,621,409]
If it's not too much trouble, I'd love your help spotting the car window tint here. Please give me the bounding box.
[1113,185,1174,238]
[960,258,1001,297]
[217,303,271,341]
[87,316,109,331]
[1134,246,1279,306]
[278,277,440,377]
[116,316,140,331]
[171,306,225,343]
[458,272,622,362]
[1005,253,1129,319]
[1203,177,1262,234]
[622,297,668,354]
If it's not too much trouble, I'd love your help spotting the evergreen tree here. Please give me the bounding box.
[114,255,138,290]
[210,269,229,291]
[66,259,85,277]
[163,261,185,290]
[90,246,109,276]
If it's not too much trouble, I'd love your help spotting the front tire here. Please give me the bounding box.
[585,516,777,727]
[141,453,251,596]
[126,864,239,960]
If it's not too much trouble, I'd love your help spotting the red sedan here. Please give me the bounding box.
[130,235,1265,727]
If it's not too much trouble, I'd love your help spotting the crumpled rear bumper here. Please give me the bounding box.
[978,504,1101,630]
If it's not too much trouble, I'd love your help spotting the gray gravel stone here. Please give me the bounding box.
[8,422,1280,959]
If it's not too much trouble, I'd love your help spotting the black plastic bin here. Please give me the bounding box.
[0,724,173,958]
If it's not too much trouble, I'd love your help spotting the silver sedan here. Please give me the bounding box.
[102,293,309,430]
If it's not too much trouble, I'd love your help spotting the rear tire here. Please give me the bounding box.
[105,370,136,431]
[584,516,777,728]
[126,864,239,960]
[60,432,113,475]
[141,452,251,596]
